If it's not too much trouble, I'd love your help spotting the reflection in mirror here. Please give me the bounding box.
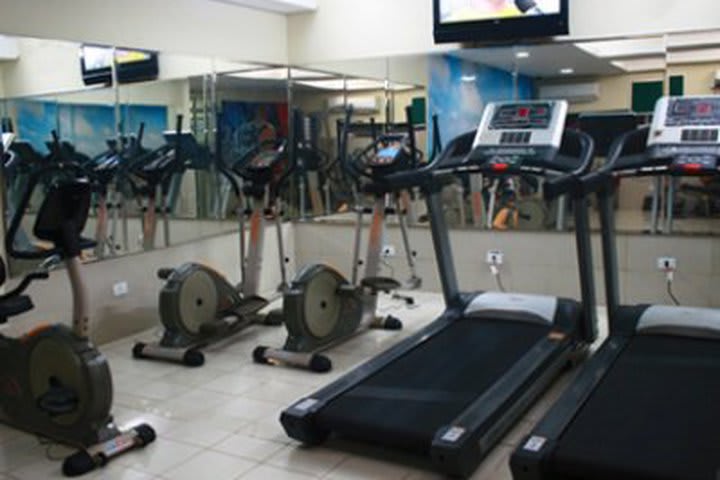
[429,38,665,234]
[660,30,720,235]
[0,34,275,277]
[291,61,427,223]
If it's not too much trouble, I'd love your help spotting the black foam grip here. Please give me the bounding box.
[62,450,96,477]
[132,343,147,359]
[134,424,157,445]
[383,316,403,330]
[157,268,174,280]
[309,354,332,373]
[182,349,205,367]
[253,346,271,364]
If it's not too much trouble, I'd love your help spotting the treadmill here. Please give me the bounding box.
[511,95,720,480]
[281,100,598,477]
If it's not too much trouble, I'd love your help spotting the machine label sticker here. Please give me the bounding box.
[441,427,466,443]
[523,436,547,452]
[294,399,319,411]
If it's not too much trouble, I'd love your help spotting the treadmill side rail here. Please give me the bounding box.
[430,335,574,477]
[509,336,630,480]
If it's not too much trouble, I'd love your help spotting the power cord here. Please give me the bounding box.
[665,270,680,306]
[490,264,506,293]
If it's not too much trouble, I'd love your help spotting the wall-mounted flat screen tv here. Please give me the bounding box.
[81,45,159,86]
[434,0,569,43]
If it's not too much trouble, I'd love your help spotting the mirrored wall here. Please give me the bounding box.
[1,28,718,276]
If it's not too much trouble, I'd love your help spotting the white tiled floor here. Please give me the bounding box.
[1,292,608,480]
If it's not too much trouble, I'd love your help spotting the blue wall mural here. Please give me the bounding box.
[12,100,167,157]
[429,55,534,147]
[219,100,289,168]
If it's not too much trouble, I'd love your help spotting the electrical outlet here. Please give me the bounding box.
[113,281,129,297]
[486,250,504,265]
[657,257,677,271]
[382,245,397,257]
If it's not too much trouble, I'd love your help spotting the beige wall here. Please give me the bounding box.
[540,63,720,114]
[295,221,720,310]
[4,223,295,345]
[540,71,665,114]
[668,63,720,95]
[0,0,287,64]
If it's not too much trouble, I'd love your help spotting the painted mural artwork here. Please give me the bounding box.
[428,54,534,146]
[11,99,167,156]
[219,101,289,169]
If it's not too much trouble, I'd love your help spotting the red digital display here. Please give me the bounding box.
[517,107,530,118]
[696,103,712,116]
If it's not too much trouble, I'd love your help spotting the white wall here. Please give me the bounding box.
[0,0,287,64]
[288,0,720,65]
[0,37,235,100]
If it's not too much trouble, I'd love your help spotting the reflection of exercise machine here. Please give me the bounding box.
[2,157,155,477]
[253,107,425,372]
[512,95,720,480]
[281,100,597,477]
[85,125,147,259]
[132,137,289,367]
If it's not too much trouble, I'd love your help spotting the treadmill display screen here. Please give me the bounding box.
[666,98,720,127]
[490,103,554,130]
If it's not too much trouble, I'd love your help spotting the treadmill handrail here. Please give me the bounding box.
[579,126,651,195]
[543,129,596,200]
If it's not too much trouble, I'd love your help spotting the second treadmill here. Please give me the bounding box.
[511,95,720,480]
[281,101,598,477]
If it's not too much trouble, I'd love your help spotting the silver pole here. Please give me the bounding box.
[67,257,90,339]
[650,176,661,234]
[274,197,288,290]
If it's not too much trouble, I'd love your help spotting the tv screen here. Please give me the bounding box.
[81,45,159,86]
[434,0,569,43]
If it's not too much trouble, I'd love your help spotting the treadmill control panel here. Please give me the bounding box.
[466,100,568,168]
[648,96,720,169]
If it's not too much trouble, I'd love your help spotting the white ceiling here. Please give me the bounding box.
[209,0,317,14]
[451,44,625,79]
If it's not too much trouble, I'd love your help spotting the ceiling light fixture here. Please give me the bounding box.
[560,68,575,75]
[515,51,530,59]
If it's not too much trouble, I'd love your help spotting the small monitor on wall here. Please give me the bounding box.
[81,45,159,86]
[434,0,569,44]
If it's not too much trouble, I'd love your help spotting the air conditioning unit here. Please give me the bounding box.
[327,96,381,114]
[538,82,600,103]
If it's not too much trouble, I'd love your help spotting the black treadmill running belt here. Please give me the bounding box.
[551,335,720,480]
[317,319,548,452]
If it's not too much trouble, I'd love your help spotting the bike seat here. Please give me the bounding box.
[361,276,402,293]
[0,295,34,323]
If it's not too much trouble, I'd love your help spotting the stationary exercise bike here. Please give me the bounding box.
[132,136,291,366]
[253,107,424,372]
[1,140,155,477]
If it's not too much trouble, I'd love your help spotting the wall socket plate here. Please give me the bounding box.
[113,281,129,297]
[486,250,504,265]
[657,257,677,271]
